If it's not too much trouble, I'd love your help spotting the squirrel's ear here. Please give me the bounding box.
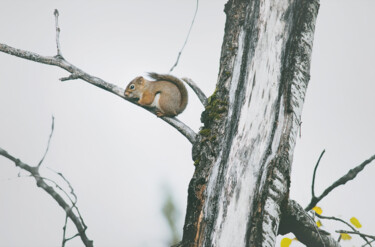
[136,76,145,85]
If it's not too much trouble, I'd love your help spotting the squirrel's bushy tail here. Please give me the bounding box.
[148,72,188,114]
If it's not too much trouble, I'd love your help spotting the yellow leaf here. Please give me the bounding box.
[312,206,323,215]
[350,217,362,228]
[281,238,292,247]
[316,220,322,227]
[340,233,352,240]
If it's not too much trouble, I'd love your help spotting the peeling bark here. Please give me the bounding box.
[182,0,321,246]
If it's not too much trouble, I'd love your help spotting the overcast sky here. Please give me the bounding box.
[0,1,374,247]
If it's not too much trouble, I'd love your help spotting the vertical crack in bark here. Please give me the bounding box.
[246,1,297,245]
[202,1,261,246]
[182,0,251,245]
[247,0,320,246]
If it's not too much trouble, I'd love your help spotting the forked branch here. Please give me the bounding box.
[0,117,92,247]
[0,148,93,247]
[306,153,375,211]
[317,214,372,246]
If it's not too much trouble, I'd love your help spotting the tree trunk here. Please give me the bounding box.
[182,0,320,246]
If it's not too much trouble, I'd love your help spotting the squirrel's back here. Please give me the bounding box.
[148,72,188,114]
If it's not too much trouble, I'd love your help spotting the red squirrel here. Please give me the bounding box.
[124,73,188,117]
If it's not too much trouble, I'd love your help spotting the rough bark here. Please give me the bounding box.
[182,0,321,246]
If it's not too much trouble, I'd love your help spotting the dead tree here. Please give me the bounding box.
[180,0,339,246]
[2,0,374,246]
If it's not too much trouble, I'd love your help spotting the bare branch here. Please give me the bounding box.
[317,214,372,246]
[169,0,199,73]
[0,9,197,144]
[279,200,340,247]
[0,147,93,247]
[54,9,63,57]
[0,42,123,95]
[60,72,82,81]
[45,167,85,247]
[62,214,69,247]
[64,233,81,243]
[363,240,375,247]
[37,116,55,167]
[0,42,196,144]
[305,154,375,211]
[310,149,325,199]
[48,167,89,232]
[181,77,207,106]
[162,116,196,143]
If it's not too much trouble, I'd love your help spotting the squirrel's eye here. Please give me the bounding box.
[130,84,135,90]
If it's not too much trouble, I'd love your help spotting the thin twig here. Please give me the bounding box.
[311,149,325,198]
[54,9,63,58]
[305,154,375,211]
[62,214,69,247]
[181,77,207,106]
[336,230,375,240]
[317,214,372,246]
[19,174,87,246]
[37,116,55,167]
[37,175,76,206]
[64,233,81,242]
[60,73,81,81]
[49,167,88,230]
[24,171,87,241]
[169,0,199,73]
[0,147,93,247]
[306,212,326,247]
[362,239,375,247]
[43,168,87,247]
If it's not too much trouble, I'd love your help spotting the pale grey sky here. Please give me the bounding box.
[0,1,374,247]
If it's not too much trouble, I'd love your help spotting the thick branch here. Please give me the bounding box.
[306,154,375,211]
[0,147,93,247]
[279,200,340,247]
[0,43,196,143]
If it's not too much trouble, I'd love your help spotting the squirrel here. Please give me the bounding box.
[124,72,188,117]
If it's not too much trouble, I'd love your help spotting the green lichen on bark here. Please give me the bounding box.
[197,87,228,145]
[201,87,228,125]
[193,87,229,167]
[199,128,211,137]
[193,157,201,166]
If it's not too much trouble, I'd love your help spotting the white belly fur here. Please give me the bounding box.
[150,93,161,109]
